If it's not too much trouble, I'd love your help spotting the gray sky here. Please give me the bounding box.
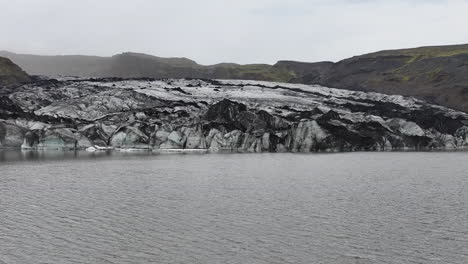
[1,0,468,65]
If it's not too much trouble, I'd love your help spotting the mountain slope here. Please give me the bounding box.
[3,44,468,111]
[276,44,468,112]
[0,51,295,82]
[0,57,31,86]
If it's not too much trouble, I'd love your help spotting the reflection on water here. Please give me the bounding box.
[1,149,82,162]
[1,149,465,163]
[0,149,155,162]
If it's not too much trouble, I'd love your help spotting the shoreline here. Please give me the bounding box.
[2,147,468,163]
[2,147,468,154]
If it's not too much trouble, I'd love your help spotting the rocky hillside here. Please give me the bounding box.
[4,44,468,112]
[0,51,295,82]
[276,44,468,112]
[0,57,31,86]
[1,78,468,152]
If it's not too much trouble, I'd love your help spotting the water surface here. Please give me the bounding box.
[0,151,467,264]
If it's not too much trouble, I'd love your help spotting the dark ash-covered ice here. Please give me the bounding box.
[2,77,468,152]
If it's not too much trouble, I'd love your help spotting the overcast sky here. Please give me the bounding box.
[1,0,468,65]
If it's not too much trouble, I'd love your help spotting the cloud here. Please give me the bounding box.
[1,0,468,64]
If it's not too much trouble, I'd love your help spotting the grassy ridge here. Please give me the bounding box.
[313,44,468,112]
[212,64,296,82]
[364,44,468,61]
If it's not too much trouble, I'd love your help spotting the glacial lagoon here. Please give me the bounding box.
[0,151,467,264]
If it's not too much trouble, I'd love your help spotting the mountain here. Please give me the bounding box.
[276,44,468,112]
[273,60,334,83]
[2,77,468,151]
[0,51,296,82]
[0,57,31,86]
[2,44,468,112]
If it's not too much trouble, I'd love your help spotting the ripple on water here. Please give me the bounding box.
[0,151,467,264]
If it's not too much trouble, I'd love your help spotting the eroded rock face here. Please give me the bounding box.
[1,77,468,152]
